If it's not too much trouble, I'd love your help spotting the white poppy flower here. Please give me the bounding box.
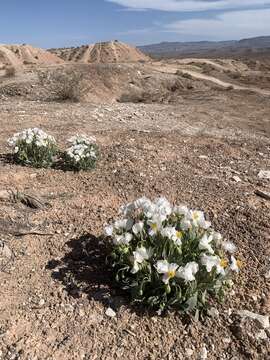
[189,210,211,229]
[161,226,183,246]
[180,219,192,231]
[104,225,114,236]
[201,254,228,275]
[156,260,179,284]
[132,222,144,235]
[176,262,199,282]
[148,214,164,236]
[201,254,220,272]
[222,241,237,253]
[131,247,152,274]
[173,205,189,216]
[114,218,133,231]
[113,232,133,246]
[230,256,242,272]
[154,197,172,216]
[199,234,214,254]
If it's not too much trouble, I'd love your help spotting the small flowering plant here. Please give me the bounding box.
[105,197,241,314]
[7,128,57,168]
[63,134,99,171]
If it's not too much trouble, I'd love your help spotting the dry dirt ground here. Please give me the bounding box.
[0,59,270,360]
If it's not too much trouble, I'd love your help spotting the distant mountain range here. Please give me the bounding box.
[138,36,270,59]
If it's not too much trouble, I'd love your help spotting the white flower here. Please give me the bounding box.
[7,128,55,153]
[131,247,152,274]
[155,260,178,284]
[201,254,228,275]
[222,241,237,253]
[154,197,172,217]
[199,234,214,254]
[148,214,164,236]
[104,225,113,236]
[132,222,144,235]
[176,262,199,282]
[134,197,152,211]
[113,232,133,246]
[201,254,220,272]
[230,256,241,272]
[212,231,222,243]
[161,226,183,246]
[120,202,136,216]
[180,218,192,231]
[189,210,211,229]
[173,205,189,216]
[114,218,133,231]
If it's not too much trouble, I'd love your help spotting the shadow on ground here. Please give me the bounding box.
[0,153,15,165]
[47,234,128,309]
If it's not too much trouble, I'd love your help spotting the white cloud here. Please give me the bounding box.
[164,8,270,39]
[107,0,270,12]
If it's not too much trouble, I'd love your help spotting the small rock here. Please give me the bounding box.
[105,307,116,318]
[258,170,270,180]
[0,241,12,259]
[207,307,219,318]
[199,155,208,159]
[237,310,270,329]
[265,270,270,279]
[39,299,45,307]
[200,345,208,359]
[256,330,268,340]
[232,175,242,183]
[185,348,194,356]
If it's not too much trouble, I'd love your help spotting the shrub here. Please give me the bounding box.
[63,134,99,171]
[7,128,58,168]
[38,68,83,102]
[105,197,241,314]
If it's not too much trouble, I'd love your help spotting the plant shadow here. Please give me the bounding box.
[0,153,16,165]
[47,234,131,311]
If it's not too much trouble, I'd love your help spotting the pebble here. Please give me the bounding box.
[200,345,208,359]
[105,307,116,318]
[237,310,270,329]
[258,170,270,180]
[232,175,241,183]
[208,307,219,318]
[185,348,194,356]
[39,298,45,307]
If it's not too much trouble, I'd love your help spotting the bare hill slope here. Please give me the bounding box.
[0,44,63,68]
[49,40,149,63]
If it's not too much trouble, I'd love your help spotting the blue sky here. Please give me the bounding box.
[0,0,270,48]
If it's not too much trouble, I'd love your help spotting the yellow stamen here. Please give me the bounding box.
[193,213,199,220]
[151,223,158,231]
[176,231,183,239]
[220,259,228,268]
[167,270,176,279]
[236,259,243,269]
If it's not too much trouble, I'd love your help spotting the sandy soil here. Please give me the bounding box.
[0,58,270,360]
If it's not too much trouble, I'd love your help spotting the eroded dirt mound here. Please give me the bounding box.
[0,63,212,104]
[49,40,149,63]
[0,44,64,68]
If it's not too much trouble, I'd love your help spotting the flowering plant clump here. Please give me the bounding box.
[7,128,57,168]
[64,134,99,171]
[105,197,241,314]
